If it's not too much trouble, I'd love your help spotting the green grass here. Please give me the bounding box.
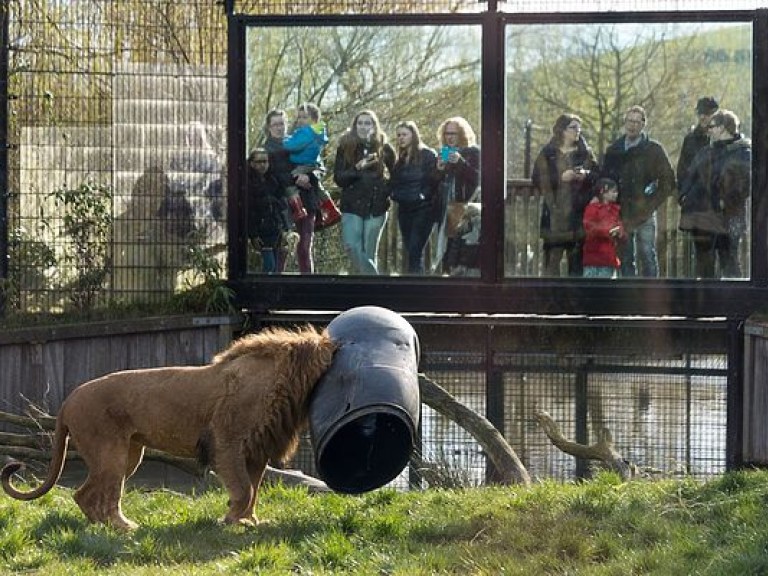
[3,470,768,574]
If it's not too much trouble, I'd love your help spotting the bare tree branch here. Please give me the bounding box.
[534,409,634,480]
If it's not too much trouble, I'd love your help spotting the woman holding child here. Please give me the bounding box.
[333,110,396,275]
[263,106,327,274]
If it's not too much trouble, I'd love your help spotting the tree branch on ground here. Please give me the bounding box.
[534,409,635,480]
[419,374,531,486]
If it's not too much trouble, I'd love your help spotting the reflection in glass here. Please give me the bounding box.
[504,21,753,280]
[245,25,481,276]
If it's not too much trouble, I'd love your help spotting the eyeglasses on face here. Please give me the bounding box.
[444,131,459,136]
[252,159,268,164]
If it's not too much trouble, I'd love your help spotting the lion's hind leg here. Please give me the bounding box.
[71,436,138,531]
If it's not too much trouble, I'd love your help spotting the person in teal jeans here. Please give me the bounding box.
[333,109,396,274]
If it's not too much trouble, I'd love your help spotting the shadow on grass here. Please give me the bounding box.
[33,511,126,567]
[33,510,87,540]
[23,499,338,568]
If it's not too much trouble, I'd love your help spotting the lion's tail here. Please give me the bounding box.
[1,415,70,501]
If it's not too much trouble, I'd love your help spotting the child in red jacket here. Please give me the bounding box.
[582,178,626,278]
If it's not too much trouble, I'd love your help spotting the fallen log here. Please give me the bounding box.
[0,431,46,448]
[419,374,531,485]
[534,409,635,480]
[0,409,53,430]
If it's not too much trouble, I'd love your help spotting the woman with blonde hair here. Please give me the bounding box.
[333,110,396,274]
[434,116,481,274]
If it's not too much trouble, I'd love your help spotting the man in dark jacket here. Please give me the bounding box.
[678,109,751,278]
[601,105,676,277]
[677,97,719,187]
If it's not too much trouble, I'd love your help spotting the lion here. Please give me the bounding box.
[1,325,336,531]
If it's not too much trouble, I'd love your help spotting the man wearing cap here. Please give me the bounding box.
[677,97,719,187]
[678,109,751,278]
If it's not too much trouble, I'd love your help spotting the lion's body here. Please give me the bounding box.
[1,326,336,530]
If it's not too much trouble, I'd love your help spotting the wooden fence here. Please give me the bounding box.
[0,315,240,421]
[260,179,705,278]
[743,315,768,466]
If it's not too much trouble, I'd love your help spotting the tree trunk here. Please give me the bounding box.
[419,374,531,485]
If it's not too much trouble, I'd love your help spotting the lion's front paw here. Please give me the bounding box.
[109,516,139,532]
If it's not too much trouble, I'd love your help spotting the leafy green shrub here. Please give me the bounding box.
[43,180,113,313]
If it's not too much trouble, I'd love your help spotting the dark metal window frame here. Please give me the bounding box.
[226,9,768,318]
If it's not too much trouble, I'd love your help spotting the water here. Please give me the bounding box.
[390,358,727,489]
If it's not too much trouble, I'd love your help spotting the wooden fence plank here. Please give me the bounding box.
[0,316,240,425]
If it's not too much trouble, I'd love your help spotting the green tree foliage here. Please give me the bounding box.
[246,25,481,154]
[44,181,114,312]
[506,22,752,176]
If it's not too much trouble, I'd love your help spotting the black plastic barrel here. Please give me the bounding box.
[309,306,421,494]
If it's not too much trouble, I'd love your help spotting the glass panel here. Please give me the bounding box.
[504,20,753,280]
[245,24,481,276]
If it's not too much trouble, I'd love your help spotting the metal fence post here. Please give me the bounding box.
[726,316,746,470]
[485,325,505,482]
[0,1,9,316]
[574,361,590,479]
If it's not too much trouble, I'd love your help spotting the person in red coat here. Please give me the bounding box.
[582,178,626,278]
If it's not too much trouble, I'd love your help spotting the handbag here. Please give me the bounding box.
[445,186,481,238]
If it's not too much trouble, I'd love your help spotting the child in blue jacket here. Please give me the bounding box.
[282,103,339,228]
[284,103,328,168]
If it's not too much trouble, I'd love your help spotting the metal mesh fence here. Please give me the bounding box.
[495,353,727,481]
[285,346,727,486]
[6,1,228,316]
[418,351,725,484]
[237,0,482,14]
[233,1,766,15]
